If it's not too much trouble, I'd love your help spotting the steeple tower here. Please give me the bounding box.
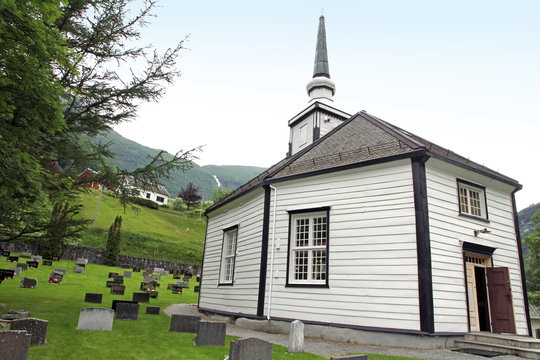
[306,15,336,103]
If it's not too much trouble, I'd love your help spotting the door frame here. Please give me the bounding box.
[464,252,492,332]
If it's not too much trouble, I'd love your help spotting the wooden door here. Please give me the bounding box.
[487,267,516,334]
[466,262,480,331]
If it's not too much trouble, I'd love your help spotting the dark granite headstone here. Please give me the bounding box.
[85,293,103,303]
[147,291,158,299]
[26,261,38,269]
[16,263,28,271]
[10,318,48,345]
[48,272,63,283]
[194,286,200,292]
[52,256,60,261]
[112,275,123,283]
[7,256,18,262]
[42,260,53,266]
[110,284,126,295]
[108,272,119,278]
[145,306,160,315]
[196,276,201,282]
[1,250,10,257]
[169,314,201,333]
[170,285,182,294]
[195,321,226,346]
[132,292,150,303]
[20,277,37,288]
[150,280,160,288]
[115,302,139,320]
[182,275,191,281]
[229,337,272,360]
[111,300,138,311]
[0,330,32,360]
[106,280,122,288]
[0,269,15,280]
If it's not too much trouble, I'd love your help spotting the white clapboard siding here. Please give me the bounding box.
[426,159,527,334]
[263,159,421,331]
[199,188,265,315]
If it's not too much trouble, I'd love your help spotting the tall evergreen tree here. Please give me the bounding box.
[0,0,198,243]
[104,215,122,266]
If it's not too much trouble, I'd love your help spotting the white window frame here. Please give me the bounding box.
[219,226,238,285]
[457,180,488,220]
[286,208,330,287]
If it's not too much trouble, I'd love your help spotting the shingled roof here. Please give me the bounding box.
[207,110,520,213]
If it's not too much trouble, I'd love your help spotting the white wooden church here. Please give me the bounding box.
[198,15,530,340]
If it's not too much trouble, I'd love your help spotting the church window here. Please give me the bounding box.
[458,180,488,220]
[219,226,238,285]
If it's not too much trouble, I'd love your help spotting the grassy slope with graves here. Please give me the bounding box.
[0,254,329,360]
[76,189,206,264]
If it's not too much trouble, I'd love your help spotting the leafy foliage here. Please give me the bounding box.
[211,186,232,202]
[1,0,198,244]
[178,182,202,210]
[524,209,540,305]
[104,215,122,266]
[129,196,159,209]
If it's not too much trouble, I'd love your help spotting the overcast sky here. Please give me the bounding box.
[114,0,540,210]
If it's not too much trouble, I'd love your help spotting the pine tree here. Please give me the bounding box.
[104,216,122,266]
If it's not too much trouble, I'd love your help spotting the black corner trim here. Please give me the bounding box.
[512,190,532,336]
[197,215,210,310]
[462,242,496,256]
[411,157,435,334]
[257,186,272,317]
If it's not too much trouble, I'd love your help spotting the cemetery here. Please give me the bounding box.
[0,252,337,360]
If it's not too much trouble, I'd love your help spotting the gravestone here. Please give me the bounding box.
[177,281,189,288]
[76,258,88,265]
[52,256,60,261]
[110,284,126,295]
[7,256,18,262]
[42,260,53,266]
[132,292,150,303]
[182,275,191,282]
[53,268,67,275]
[106,280,122,288]
[170,285,182,294]
[77,308,114,331]
[288,320,304,353]
[1,250,10,257]
[147,290,158,299]
[132,267,140,272]
[30,255,42,262]
[196,276,201,282]
[153,267,165,273]
[115,302,139,320]
[169,314,201,333]
[48,272,63,284]
[73,266,85,273]
[111,300,138,311]
[0,269,15,280]
[20,277,37,288]
[229,337,272,360]
[150,280,160,288]
[123,271,132,278]
[143,276,153,282]
[329,355,368,360]
[108,272,119,278]
[112,275,123,282]
[195,321,226,346]
[140,282,152,291]
[85,293,103,304]
[16,263,28,271]
[194,286,200,292]
[8,267,21,276]
[26,261,39,269]
[0,330,32,360]
[10,318,48,345]
[145,306,160,315]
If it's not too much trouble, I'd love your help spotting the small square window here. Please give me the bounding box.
[457,180,487,220]
[156,196,164,203]
[146,193,151,199]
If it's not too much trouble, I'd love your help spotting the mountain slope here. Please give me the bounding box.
[90,130,266,199]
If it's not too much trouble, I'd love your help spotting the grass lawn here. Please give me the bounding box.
[0,255,423,360]
[76,189,206,264]
[0,255,326,360]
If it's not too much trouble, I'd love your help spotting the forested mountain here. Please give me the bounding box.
[519,202,540,239]
[90,130,266,199]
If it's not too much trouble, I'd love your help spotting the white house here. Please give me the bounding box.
[198,15,530,342]
[124,176,170,206]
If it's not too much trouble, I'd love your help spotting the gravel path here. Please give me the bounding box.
[165,304,525,360]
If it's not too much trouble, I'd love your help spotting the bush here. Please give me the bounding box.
[129,197,158,209]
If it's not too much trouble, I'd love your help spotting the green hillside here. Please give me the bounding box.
[90,130,266,199]
[77,189,206,264]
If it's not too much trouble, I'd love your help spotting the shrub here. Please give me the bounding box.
[129,197,158,209]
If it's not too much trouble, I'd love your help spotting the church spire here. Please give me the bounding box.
[306,15,336,103]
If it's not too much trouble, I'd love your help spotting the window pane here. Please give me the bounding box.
[294,250,308,280]
[469,190,482,216]
[459,187,469,213]
[225,258,234,282]
[296,218,309,247]
[313,216,327,246]
[312,249,326,280]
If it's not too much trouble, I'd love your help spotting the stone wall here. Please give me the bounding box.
[4,242,201,275]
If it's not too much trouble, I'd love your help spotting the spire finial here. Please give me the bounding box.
[306,14,336,103]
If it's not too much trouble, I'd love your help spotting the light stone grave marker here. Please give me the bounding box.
[77,308,114,331]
